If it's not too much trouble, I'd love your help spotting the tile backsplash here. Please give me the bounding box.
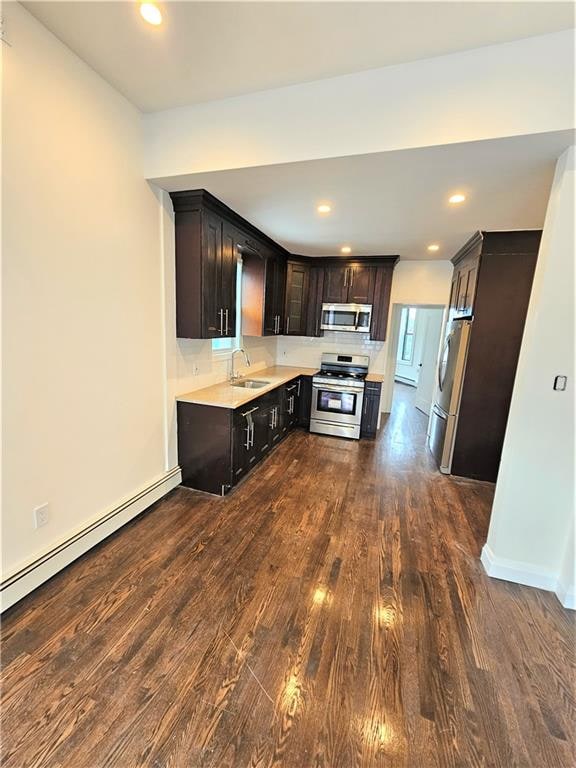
[277,332,387,373]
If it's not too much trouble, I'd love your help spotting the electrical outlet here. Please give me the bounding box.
[33,503,49,529]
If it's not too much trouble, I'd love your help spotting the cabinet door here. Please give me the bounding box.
[253,401,273,460]
[263,254,283,335]
[221,222,239,338]
[285,380,300,429]
[306,267,325,337]
[297,376,313,428]
[461,262,478,316]
[348,265,375,304]
[202,211,224,337]
[449,272,459,311]
[323,266,349,303]
[232,409,256,483]
[269,390,283,447]
[285,262,309,335]
[369,266,394,341]
[274,255,286,333]
[360,383,382,438]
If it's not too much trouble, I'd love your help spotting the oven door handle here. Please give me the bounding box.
[312,384,361,395]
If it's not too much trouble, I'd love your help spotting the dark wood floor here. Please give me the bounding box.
[2,384,574,767]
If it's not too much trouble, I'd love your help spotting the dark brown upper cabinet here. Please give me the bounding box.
[323,263,376,305]
[171,190,399,340]
[170,191,242,339]
[284,260,310,335]
[305,265,325,337]
[242,244,286,337]
[263,251,286,336]
[347,264,376,303]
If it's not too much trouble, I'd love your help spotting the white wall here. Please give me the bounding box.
[2,5,174,595]
[144,31,574,180]
[482,146,575,608]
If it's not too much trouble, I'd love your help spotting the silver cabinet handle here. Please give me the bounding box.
[286,316,290,334]
[286,384,297,392]
[225,308,229,335]
[343,269,348,288]
[250,421,255,447]
[297,379,301,397]
[244,424,251,449]
[218,308,224,335]
[349,267,354,288]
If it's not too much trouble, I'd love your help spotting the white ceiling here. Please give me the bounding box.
[153,131,575,260]
[24,1,575,112]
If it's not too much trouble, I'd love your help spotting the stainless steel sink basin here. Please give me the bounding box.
[231,379,270,389]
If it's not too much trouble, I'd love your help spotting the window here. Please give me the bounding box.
[399,307,417,363]
[212,260,242,352]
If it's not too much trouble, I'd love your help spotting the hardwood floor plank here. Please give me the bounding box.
[2,383,574,767]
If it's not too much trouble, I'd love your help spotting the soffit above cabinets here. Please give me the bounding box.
[154,130,574,261]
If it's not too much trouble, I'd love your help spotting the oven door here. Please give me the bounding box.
[311,383,364,426]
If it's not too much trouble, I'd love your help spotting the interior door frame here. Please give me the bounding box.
[381,303,448,415]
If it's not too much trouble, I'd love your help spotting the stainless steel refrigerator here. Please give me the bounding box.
[428,318,472,473]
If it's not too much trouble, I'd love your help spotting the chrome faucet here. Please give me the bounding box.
[230,347,251,381]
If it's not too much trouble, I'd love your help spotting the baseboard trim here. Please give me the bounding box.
[556,577,576,610]
[481,544,575,610]
[1,467,182,612]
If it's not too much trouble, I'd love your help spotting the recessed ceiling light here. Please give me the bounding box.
[340,246,352,254]
[427,244,440,252]
[140,2,162,25]
[448,193,466,204]
[317,204,332,214]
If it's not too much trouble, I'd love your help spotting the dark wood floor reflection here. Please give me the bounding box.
[2,384,574,767]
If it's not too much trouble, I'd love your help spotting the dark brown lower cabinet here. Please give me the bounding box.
[360,381,382,438]
[178,377,304,495]
[298,376,313,428]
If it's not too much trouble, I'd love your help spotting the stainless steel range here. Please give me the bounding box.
[310,353,369,440]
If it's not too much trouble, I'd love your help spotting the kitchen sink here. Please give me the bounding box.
[231,379,270,389]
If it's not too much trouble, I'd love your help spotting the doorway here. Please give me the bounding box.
[382,304,446,421]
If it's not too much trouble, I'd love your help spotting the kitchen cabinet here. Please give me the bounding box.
[360,381,382,438]
[284,261,310,335]
[284,379,301,429]
[449,229,542,481]
[368,264,395,341]
[450,233,482,318]
[263,251,286,336]
[178,376,305,495]
[347,265,375,303]
[305,266,325,337]
[323,266,349,303]
[243,246,287,337]
[323,264,376,305]
[172,190,398,341]
[298,376,313,427]
[170,193,238,339]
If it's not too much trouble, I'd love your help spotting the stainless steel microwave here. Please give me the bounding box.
[320,303,372,333]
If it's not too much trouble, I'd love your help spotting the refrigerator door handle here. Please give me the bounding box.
[438,337,450,392]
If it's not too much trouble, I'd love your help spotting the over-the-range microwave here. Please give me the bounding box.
[320,303,372,333]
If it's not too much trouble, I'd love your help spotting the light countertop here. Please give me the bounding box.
[176,365,385,409]
[176,366,319,409]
